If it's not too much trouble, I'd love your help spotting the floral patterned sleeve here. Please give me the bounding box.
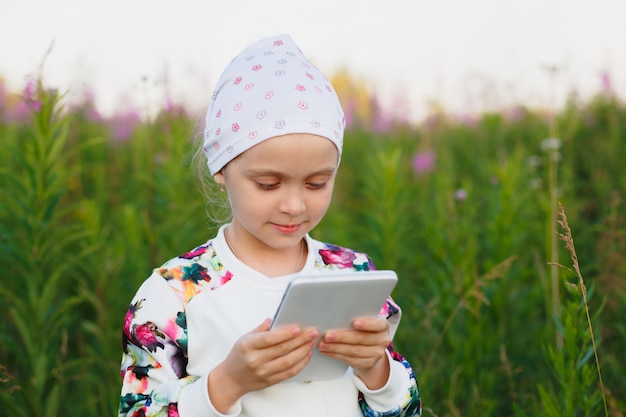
[318,245,422,417]
[356,298,422,417]
[119,274,194,416]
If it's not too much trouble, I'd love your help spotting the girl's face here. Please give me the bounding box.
[214,133,339,255]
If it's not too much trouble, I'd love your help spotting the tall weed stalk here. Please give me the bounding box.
[0,81,92,415]
[552,203,608,416]
[517,204,609,417]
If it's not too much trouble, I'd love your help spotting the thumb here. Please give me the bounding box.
[253,318,273,333]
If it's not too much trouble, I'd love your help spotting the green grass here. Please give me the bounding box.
[1,81,624,416]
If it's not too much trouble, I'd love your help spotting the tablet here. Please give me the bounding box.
[270,270,398,383]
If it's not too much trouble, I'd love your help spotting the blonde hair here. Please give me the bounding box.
[191,123,232,225]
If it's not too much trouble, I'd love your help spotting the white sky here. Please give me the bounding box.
[2,0,625,121]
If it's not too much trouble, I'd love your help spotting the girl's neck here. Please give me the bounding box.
[224,227,307,277]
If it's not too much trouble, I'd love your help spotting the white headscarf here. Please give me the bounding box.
[203,34,345,175]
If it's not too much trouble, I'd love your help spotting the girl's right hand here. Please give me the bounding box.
[207,318,319,413]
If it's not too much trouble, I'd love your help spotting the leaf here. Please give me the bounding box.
[552,309,565,336]
[537,384,564,416]
[43,381,61,416]
[7,305,37,362]
[576,346,595,370]
[47,296,86,338]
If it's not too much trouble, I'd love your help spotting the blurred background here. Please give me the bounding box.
[2,0,625,121]
[1,1,625,416]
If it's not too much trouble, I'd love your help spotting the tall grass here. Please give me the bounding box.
[0,81,94,416]
[552,203,607,416]
[1,79,624,416]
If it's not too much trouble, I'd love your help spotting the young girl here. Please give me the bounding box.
[119,34,421,417]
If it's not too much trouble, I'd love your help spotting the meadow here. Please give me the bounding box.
[0,77,624,416]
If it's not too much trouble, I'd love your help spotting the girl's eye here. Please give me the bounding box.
[256,182,279,190]
[307,182,327,190]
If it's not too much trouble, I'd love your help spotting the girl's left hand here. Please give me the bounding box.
[317,316,391,389]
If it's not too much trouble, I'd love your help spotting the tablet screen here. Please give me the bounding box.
[270,270,398,383]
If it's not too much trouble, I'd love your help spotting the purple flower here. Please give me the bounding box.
[343,98,357,129]
[0,81,7,109]
[454,112,478,126]
[108,108,141,143]
[23,78,36,100]
[80,87,103,121]
[370,95,392,133]
[0,86,31,124]
[455,189,468,201]
[372,111,392,133]
[165,97,175,113]
[388,93,411,126]
[601,70,613,95]
[424,113,444,131]
[22,78,42,112]
[506,105,526,121]
[412,151,435,174]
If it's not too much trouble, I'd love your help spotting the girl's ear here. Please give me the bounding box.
[213,172,225,192]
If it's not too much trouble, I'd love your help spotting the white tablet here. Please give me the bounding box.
[270,270,398,383]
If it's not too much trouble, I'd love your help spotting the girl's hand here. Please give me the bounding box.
[318,316,391,389]
[208,318,319,413]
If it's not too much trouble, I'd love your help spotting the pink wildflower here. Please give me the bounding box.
[23,78,42,112]
[109,107,141,143]
[412,151,436,175]
[601,70,613,95]
[455,189,468,201]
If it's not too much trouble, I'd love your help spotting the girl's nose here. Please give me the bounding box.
[278,187,306,215]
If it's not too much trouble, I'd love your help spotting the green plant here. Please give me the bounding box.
[1,76,625,416]
[0,80,93,416]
